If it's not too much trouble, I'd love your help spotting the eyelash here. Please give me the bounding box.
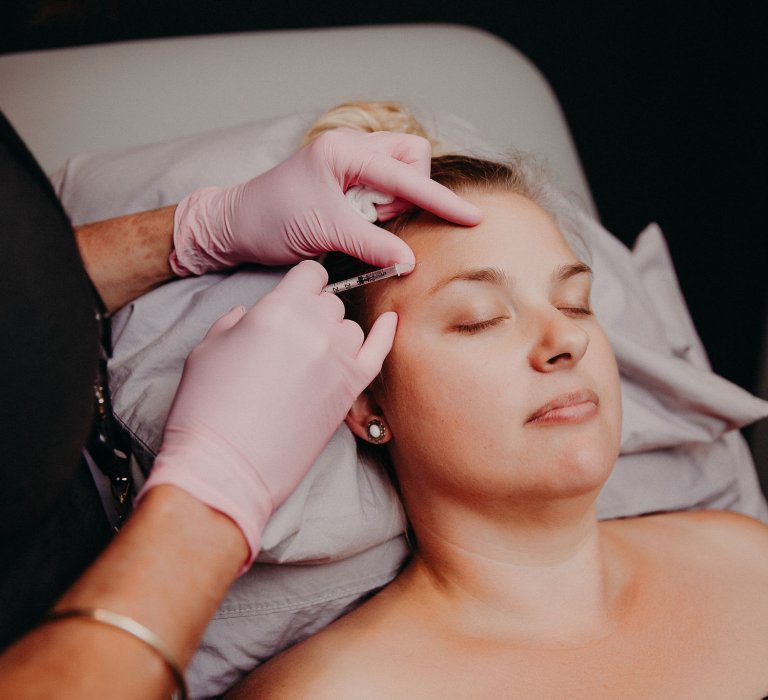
[454,317,505,334]
[454,307,593,334]
[560,307,593,317]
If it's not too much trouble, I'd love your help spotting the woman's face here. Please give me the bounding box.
[357,189,622,505]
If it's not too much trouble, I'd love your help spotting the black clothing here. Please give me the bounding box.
[0,112,112,647]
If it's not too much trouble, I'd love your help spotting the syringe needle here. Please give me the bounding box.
[322,261,418,295]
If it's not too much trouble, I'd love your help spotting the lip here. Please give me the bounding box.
[525,388,600,425]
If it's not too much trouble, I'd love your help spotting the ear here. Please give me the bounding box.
[345,390,392,444]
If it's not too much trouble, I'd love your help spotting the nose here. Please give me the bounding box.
[527,307,590,372]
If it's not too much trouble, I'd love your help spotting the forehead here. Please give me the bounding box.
[377,191,580,307]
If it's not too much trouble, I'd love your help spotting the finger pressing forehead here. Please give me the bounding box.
[363,156,482,226]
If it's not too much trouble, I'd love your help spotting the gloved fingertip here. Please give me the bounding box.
[396,245,416,268]
[223,304,247,322]
[379,310,398,327]
[458,200,484,225]
[356,310,398,377]
[468,202,484,223]
[374,232,415,269]
[205,304,246,337]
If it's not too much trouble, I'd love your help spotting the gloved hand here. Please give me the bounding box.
[169,128,482,276]
[137,260,397,571]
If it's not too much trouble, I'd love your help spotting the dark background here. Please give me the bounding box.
[2,1,766,487]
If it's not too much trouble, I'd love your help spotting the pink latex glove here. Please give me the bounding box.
[137,260,397,571]
[169,128,482,276]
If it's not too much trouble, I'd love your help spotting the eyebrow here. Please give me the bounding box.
[427,262,592,296]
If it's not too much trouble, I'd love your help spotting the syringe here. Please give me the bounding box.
[322,261,416,295]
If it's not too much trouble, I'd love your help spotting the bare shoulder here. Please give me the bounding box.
[225,635,362,700]
[614,509,768,576]
[669,509,768,563]
[681,508,768,535]
[225,610,383,699]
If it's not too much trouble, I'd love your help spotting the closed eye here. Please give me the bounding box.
[454,307,591,333]
[454,317,507,334]
[559,307,593,317]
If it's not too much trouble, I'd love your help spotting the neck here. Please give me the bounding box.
[395,491,636,647]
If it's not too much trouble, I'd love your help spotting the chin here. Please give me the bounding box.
[547,431,617,496]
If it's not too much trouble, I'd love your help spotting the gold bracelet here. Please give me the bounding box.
[41,607,188,700]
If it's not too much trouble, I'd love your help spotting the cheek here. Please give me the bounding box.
[378,332,521,465]
[381,338,475,429]
[585,328,623,453]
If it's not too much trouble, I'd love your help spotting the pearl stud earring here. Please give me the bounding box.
[366,419,387,442]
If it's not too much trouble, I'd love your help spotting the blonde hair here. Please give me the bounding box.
[301,100,444,153]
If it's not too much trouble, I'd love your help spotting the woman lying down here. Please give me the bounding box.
[227,103,768,698]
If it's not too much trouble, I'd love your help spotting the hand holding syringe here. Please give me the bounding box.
[322,261,417,295]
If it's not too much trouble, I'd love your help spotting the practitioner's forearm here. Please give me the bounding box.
[0,485,248,699]
[75,206,177,313]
